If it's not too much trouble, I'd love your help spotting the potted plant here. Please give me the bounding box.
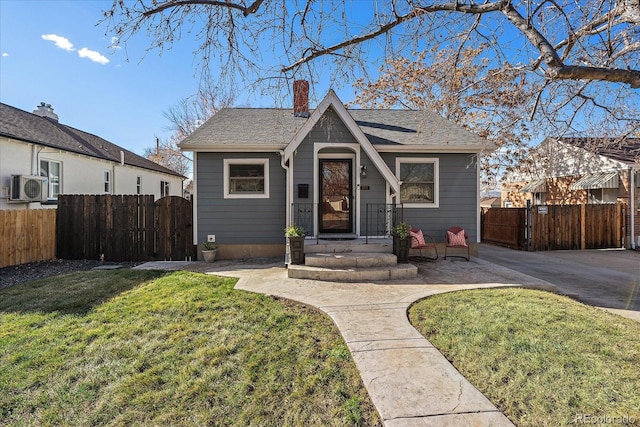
[201,241,218,263]
[392,222,412,263]
[285,224,306,265]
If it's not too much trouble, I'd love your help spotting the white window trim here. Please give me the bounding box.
[223,158,270,199]
[136,176,142,195]
[104,170,111,194]
[40,159,61,200]
[395,157,439,208]
[161,180,170,197]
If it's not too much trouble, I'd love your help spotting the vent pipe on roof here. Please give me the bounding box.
[120,150,125,166]
[32,102,59,122]
[293,80,310,118]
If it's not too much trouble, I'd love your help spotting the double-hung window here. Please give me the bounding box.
[136,176,142,194]
[160,181,170,197]
[104,171,111,193]
[224,159,269,198]
[396,158,439,208]
[40,160,61,200]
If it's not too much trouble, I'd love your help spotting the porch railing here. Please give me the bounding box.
[291,203,315,240]
[364,203,403,244]
[289,202,403,244]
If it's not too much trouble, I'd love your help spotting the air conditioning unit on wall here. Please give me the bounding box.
[9,175,48,202]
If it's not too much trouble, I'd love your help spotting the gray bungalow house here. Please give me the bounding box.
[180,82,495,260]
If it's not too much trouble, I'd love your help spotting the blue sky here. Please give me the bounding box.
[0,1,209,155]
[1,0,355,156]
[0,1,526,158]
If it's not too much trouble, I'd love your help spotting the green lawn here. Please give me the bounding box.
[0,270,379,426]
[409,288,640,427]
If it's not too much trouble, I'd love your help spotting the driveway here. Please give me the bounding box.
[478,243,640,316]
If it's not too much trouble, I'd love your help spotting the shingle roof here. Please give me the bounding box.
[560,137,640,165]
[179,107,490,150]
[0,103,184,177]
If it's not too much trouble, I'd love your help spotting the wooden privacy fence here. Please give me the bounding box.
[482,203,624,251]
[56,195,195,262]
[481,208,526,250]
[531,203,624,251]
[0,209,57,268]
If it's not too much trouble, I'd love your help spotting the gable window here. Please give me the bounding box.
[40,160,60,200]
[160,181,170,197]
[396,158,439,208]
[224,159,269,198]
[104,171,111,193]
[136,176,142,194]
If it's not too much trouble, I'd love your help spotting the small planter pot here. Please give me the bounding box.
[201,250,217,263]
[287,236,305,265]
[393,235,412,263]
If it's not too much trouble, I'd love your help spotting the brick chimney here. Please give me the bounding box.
[293,80,309,118]
[33,102,59,122]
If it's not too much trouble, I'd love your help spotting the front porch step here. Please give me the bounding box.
[287,263,418,282]
[317,233,358,240]
[305,252,397,268]
[305,238,392,254]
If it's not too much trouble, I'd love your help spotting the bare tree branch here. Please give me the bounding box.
[282,1,506,72]
[141,0,264,18]
[102,0,640,138]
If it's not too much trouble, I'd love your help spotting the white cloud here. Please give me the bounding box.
[42,34,75,51]
[2,53,8,57]
[41,33,110,65]
[78,47,109,65]
[109,36,121,50]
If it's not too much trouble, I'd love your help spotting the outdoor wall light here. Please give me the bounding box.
[360,164,367,178]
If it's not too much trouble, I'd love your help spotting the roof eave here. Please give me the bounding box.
[3,133,184,178]
[180,143,287,153]
[375,143,496,153]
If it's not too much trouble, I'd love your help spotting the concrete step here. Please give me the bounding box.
[305,252,397,268]
[287,263,417,282]
[305,239,392,254]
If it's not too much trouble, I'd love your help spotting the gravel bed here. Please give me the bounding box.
[0,259,140,290]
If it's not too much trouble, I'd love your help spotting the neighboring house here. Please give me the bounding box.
[480,196,502,209]
[179,81,495,259]
[0,102,184,209]
[501,137,640,248]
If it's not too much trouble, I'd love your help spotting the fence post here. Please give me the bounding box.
[580,203,586,250]
[526,199,531,251]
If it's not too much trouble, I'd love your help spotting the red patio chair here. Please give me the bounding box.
[410,228,438,260]
[444,226,469,261]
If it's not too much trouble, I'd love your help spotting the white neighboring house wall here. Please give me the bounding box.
[504,138,628,183]
[0,137,183,210]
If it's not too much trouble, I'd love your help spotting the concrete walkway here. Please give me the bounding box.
[136,257,565,426]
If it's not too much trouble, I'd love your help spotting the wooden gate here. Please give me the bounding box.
[155,196,194,261]
[482,203,624,251]
[57,195,195,261]
[481,207,526,250]
[530,204,624,251]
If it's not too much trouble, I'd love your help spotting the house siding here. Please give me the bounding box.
[196,152,286,245]
[288,109,479,241]
[1,137,183,209]
[291,108,388,236]
[359,150,387,235]
[382,153,479,242]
